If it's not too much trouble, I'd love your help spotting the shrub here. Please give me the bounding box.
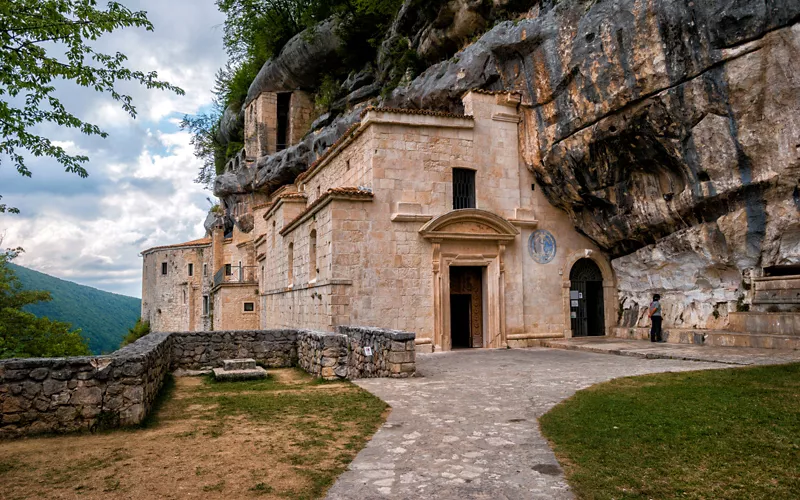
[121,318,151,347]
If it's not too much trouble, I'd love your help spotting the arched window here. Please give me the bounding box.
[287,242,294,285]
[271,220,276,247]
[309,230,317,281]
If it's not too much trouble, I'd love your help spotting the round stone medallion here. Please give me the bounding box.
[528,230,557,264]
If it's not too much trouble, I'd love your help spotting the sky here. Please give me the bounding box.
[0,1,227,298]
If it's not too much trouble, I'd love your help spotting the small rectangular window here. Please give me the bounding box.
[188,263,194,276]
[203,263,208,277]
[225,263,232,276]
[453,168,476,209]
[202,295,209,315]
[244,302,255,312]
[161,262,168,275]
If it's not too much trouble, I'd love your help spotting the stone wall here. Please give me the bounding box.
[1,326,415,438]
[339,326,416,378]
[296,330,349,380]
[0,332,173,439]
[171,330,297,370]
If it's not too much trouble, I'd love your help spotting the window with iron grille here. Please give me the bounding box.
[452,168,476,209]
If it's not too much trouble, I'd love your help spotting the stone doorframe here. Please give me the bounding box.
[419,209,520,351]
[560,249,617,338]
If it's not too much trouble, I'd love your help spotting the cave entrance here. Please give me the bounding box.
[449,266,483,348]
[570,258,605,337]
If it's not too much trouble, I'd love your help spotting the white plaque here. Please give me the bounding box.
[363,346,373,356]
[578,292,583,299]
[571,300,579,307]
[570,311,577,319]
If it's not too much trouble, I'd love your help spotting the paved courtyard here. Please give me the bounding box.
[326,347,734,500]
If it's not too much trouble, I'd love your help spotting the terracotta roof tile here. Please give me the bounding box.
[142,237,211,254]
[361,106,473,120]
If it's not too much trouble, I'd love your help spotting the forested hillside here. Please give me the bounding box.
[8,263,141,354]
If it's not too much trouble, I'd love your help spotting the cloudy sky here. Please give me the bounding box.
[0,1,227,298]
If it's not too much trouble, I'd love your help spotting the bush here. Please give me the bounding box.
[121,318,151,347]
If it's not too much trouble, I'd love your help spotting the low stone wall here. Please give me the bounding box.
[338,326,416,378]
[0,332,173,439]
[171,330,297,369]
[1,326,415,438]
[297,330,349,380]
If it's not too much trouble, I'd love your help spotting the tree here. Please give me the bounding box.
[0,0,184,213]
[0,248,91,359]
[120,317,150,347]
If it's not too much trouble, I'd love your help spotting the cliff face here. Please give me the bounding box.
[215,0,800,329]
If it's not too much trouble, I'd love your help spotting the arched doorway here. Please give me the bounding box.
[570,258,605,337]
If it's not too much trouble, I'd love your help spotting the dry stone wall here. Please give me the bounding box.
[1,327,415,438]
[339,326,416,378]
[171,330,297,370]
[0,332,173,439]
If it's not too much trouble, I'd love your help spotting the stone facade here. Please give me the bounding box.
[143,90,621,350]
[1,327,415,438]
[141,239,212,332]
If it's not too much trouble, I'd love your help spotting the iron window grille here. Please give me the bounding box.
[453,168,476,209]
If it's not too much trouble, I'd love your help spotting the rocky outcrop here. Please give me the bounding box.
[217,0,800,329]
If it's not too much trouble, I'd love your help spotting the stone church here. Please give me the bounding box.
[142,89,618,352]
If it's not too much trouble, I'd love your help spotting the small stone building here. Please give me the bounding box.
[142,90,620,351]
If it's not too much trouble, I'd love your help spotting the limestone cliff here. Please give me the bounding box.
[214,0,800,330]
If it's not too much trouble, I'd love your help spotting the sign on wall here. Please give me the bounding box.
[528,230,557,264]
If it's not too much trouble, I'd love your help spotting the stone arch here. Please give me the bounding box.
[561,249,617,337]
[419,209,519,241]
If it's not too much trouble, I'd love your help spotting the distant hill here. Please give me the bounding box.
[8,263,141,354]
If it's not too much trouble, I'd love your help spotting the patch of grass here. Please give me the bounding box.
[0,459,18,475]
[202,480,226,492]
[249,482,274,495]
[540,363,800,500]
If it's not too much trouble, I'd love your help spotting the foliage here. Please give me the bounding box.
[121,318,150,347]
[9,262,141,354]
[180,110,226,187]
[0,253,90,359]
[540,364,800,499]
[314,75,342,112]
[0,0,183,213]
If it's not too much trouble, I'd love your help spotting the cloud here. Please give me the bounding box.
[0,0,227,298]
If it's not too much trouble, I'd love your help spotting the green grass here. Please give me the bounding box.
[539,363,800,500]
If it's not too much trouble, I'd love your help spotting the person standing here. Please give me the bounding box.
[649,294,663,342]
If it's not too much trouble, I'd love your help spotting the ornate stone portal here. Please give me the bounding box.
[420,209,519,351]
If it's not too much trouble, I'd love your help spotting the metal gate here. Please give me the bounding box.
[569,258,605,337]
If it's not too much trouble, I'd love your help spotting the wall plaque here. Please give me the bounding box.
[363,346,373,356]
[528,230,557,264]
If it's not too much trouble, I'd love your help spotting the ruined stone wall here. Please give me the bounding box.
[289,91,315,146]
[296,330,349,380]
[244,92,277,158]
[170,330,296,370]
[339,326,416,378]
[1,326,415,438]
[0,332,173,439]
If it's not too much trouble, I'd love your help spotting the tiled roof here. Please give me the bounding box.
[280,187,374,236]
[142,237,211,254]
[277,192,307,200]
[468,88,520,95]
[361,106,473,120]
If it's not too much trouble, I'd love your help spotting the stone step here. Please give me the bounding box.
[612,327,800,350]
[222,358,257,371]
[728,312,800,335]
[212,366,268,382]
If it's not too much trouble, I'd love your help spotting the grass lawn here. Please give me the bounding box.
[539,363,800,500]
[0,368,388,499]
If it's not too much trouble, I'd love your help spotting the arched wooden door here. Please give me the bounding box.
[570,258,605,337]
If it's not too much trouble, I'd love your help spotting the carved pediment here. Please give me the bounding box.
[419,209,519,242]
